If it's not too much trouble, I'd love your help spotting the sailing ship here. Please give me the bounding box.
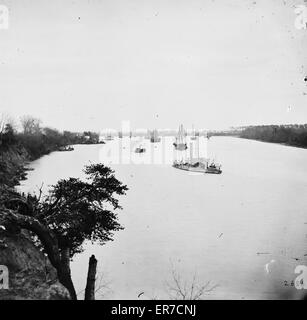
[150,129,161,143]
[190,125,197,141]
[118,131,123,139]
[173,124,188,150]
[173,134,222,174]
[173,160,222,174]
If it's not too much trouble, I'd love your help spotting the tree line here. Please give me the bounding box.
[239,124,307,148]
[208,124,307,148]
[0,115,102,161]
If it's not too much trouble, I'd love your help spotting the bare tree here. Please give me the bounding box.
[0,114,7,134]
[76,265,113,300]
[94,269,113,299]
[165,267,219,300]
[20,115,41,135]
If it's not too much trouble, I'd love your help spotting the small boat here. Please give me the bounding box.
[173,161,207,173]
[150,129,161,143]
[58,145,74,152]
[151,136,161,143]
[173,141,188,150]
[205,162,222,174]
[135,146,146,153]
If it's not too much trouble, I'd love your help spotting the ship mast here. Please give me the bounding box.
[197,135,200,161]
[204,132,208,168]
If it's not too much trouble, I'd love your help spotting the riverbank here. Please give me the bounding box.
[210,124,307,150]
[239,136,307,150]
[212,134,307,150]
[0,116,103,186]
[0,230,71,300]
[239,124,307,149]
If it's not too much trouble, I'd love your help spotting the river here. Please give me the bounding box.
[19,136,307,300]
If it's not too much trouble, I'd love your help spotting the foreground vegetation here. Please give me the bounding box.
[0,115,102,161]
[0,115,127,299]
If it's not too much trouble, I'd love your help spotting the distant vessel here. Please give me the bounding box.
[150,129,161,143]
[105,134,114,141]
[173,134,222,174]
[173,124,188,150]
[173,159,222,174]
[190,124,197,141]
[118,131,123,138]
[205,162,222,174]
[135,146,146,153]
[58,145,74,152]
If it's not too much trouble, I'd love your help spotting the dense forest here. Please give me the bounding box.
[239,124,307,148]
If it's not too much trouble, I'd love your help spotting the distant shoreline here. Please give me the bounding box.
[211,134,307,150]
[240,137,307,150]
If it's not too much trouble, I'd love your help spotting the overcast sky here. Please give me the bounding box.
[0,0,306,131]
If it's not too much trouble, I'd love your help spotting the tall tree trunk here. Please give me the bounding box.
[57,264,77,300]
[84,255,97,300]
[0,209,77,300]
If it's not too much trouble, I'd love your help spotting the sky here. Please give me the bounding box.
[0,0,306,132]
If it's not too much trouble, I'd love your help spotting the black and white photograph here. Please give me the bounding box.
[0,0,307,307]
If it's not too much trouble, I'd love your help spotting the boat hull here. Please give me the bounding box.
[173,165,205,173]
[173,163,222,174]
[173,143,188,151]
[205,169,222,174]
[135,148,146,153]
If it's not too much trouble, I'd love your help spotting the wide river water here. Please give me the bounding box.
[19,136,307,300]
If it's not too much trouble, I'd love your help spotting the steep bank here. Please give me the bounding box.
[0,145,70,299]
[0,119,105,300]
[0,230,70,300]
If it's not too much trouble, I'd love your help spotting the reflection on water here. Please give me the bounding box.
[19,137,307,300]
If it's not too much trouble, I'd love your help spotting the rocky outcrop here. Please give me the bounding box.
[0,230,70,300]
